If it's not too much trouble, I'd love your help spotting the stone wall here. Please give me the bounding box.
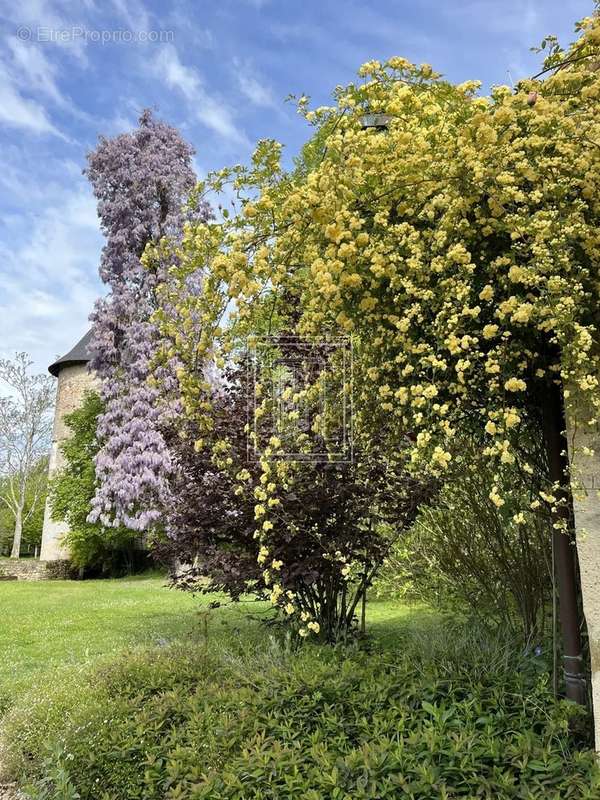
[39,363,98,562]
[568,416,600,750]
[0,558,48,581]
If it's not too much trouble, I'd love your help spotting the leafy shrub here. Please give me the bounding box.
[374,448,552,641]
[50,392,148,576]
[44,559,80,580]
[161,352,436,641]
[3,628,597,800]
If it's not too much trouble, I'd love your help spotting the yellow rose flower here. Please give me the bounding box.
[504,377,526,392]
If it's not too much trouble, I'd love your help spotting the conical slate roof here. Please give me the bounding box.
[48,329,93,377]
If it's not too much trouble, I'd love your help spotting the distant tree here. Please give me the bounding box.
[0,353,53,558]
[85,109,211,532]
[50,392,143,575]
[0,457,48,556]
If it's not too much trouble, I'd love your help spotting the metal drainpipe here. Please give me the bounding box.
[541,377,587,706]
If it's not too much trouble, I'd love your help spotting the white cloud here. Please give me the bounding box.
[156,45,202,100]
[4,37,90,130]
[232,59,289,123]
[0,0,63,28]
[7,39,61,101]
[0,0,90,61]
[154,45,249,145]
[237,70,276,109]
[0,182,103,371]
[165,5,214,49]
[0,33,92,137]
[109,0,151,35]
[0,147,75,203]
[0,76,63,136]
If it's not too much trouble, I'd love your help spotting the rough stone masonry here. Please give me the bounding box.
[40,331,97,562]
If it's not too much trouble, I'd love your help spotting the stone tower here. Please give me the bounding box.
[40,330,97,561]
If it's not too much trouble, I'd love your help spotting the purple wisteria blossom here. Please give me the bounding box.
[86,109,211,530]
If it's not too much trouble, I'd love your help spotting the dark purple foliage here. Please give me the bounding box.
[156,360,263,600]
[160,353,437,640]
[263,431,436,639]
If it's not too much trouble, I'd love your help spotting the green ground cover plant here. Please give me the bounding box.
[0,578,597,800]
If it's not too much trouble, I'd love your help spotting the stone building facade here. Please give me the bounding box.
[40,330,97,561]
[568,414,600,749]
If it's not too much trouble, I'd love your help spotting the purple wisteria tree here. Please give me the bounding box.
[86,109,211,530]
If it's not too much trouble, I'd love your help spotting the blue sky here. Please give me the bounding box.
[0,0,592,373]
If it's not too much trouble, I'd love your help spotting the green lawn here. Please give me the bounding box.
[0,574,198,706]
[0,574,428,709]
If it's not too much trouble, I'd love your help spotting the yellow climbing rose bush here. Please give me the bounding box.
[156,14,600,619]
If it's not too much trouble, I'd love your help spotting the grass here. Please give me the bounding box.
[0,573,197,706]
[0,573,432,710]
[2,577,598,799]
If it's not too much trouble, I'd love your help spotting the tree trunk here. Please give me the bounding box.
[360,587,367,635]
[541,379,587,706]
[10,506,23,559]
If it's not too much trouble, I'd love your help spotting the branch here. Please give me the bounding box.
[529,53,594,81]
[24,474,46,523]
[0,492,17,517]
